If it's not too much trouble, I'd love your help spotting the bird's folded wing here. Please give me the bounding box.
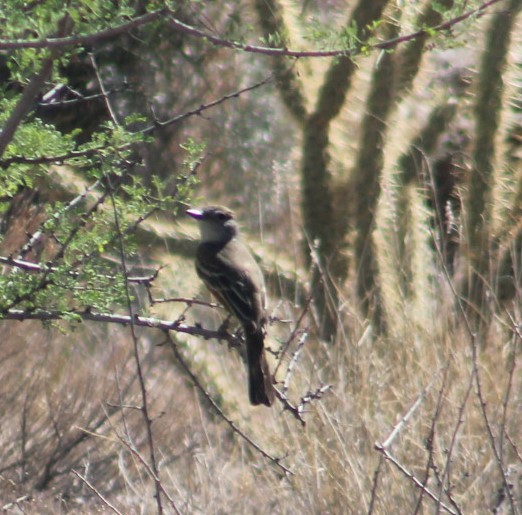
[195,254,258,325]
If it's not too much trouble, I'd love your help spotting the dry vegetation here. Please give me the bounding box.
[1,271,520,513]
[1,0,521,514]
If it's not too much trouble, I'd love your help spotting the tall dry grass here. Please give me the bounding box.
[1,2,521,514]
[1,231,520,513]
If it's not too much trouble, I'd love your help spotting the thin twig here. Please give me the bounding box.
[0,9,168,50]
[377,368,442,451]
[368,456,385,514]
[71,469,124,515]
[375,447,458,515]
[414,364,454,515]
[166,333,293,476]
[149,296,218,308]
[104,123,163,515]
[0,76,273,167]
[0,0,501,57]
[166,0,501,58]
[108,428,181,515]
[430,227,516,513]
[273,294,313,378]
[142,74,274,134]
[89,53,120,125]
[282,332,307,394]
[0,255,159,284]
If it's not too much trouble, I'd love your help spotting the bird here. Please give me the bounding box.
[187,205,275,406]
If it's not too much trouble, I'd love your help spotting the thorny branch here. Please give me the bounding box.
[107,177,165,515]
[375,446,459,515]
[84,55,165,512]
[0,9,168,50]
[0,75,273,167]
[165,333,293,476]
[0,1,503,58]
[71,470,123,515]
[1,308,244,345]
[430,228,517,513]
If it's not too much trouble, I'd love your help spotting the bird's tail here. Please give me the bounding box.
[245,327,275,407]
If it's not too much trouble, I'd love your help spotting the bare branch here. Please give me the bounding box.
[106,175,164,514]
[71,470,124,515]
[0,75,272,167]
[142,74,273,134]
[166,0,501,58]
[374,446,459,515]
[166,333,293,476]
[0,255,159,286]
[1,308,243,344]
[376,368,443,451]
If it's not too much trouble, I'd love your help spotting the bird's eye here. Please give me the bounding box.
[217,212,228,221]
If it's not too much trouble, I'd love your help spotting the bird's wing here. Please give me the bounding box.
[196,240,264,326]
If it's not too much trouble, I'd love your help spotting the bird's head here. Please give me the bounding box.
[186,205,239,243]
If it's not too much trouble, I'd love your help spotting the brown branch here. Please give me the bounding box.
[89,53,121,126]
[0,1,502,58]
[166,333,293,476]
[374,446,458,515]
[0,9,167,50]
[368,456,385,514]
[1,308,243,344]
[106,176,164,514]
[167,0,501,57]
[0,14,73,158]
[414,363,453,513]
[108,428,181,515]
[0,75,272,167]
[142,73,273,134]
[0,57,55,157]
[71,470,124,515]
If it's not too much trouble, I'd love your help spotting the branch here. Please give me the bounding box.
[0,75,273,167]
[0,1,502,58]
[143,74,274,134]
[1,308,243,346]
[16,179,102,260]
[71,470,123,515]
[374,446,458,514]
[0,14,73,158]
[376,369,442,451]
[106,173,164,514]
[0,9,168,50]
[166,333,293,476]
[167,0,501,57]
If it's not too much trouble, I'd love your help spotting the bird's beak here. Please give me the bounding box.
[186,208,204,220]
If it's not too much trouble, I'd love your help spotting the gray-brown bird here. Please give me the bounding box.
[187,206,275,406]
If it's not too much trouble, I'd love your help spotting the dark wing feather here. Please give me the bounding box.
[196,239,265,327]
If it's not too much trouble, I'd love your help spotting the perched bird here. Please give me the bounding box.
[187,205,275,406]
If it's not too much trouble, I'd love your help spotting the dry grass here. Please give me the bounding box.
[1,249,520,514]
[1,3,521,513]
